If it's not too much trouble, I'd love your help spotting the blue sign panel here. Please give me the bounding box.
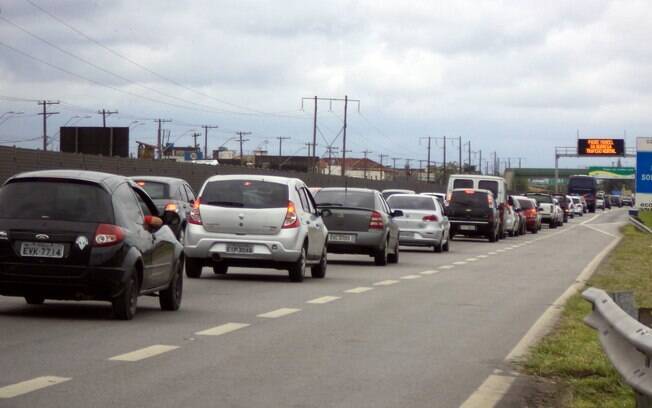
[636,151,652,194]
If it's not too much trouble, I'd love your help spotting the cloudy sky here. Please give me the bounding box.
[0,0,649,169]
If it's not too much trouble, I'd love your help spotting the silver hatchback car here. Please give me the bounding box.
[387,194,451,252]
[184,175,329,282]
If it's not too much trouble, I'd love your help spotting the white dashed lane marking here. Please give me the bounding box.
[453,261,467,265]
[440,265,454,269]
[109,345,179,362]
[477,255,488,259]
[0,376,70,399]
[196,322,250,336]
[466,258,478,262]
[374,280,399,286]
[307,296,340,304]
[496,249,505,253]
[257,308,301,318]
[345,287,373,294]
[420,270,439,275]
[488,252,497,255]
[400,275,422,280]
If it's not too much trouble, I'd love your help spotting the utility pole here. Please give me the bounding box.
[420,136,433,183]
[519,157,522,168]
[38,100,60,151]
[154,119,172,159]
[485,160,489,176]
[236,131,251,165]
[325,146,338,175]
[362,149,372,179]
[458,136,463,173]
[478,150,482,175]
[201,125,218,159]
[443,135,447,183]
[276,136,290,156]
[97,109,118,128]
[191,132,201,152]
[342,95,349,178]
[379,153,388,180]
[467,141,471,172]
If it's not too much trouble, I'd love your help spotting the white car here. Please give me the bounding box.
[503,204,520,236]
[184,175,329,282]
[387,194,451,252]
[570,195,584,216]
[526,193,563,228]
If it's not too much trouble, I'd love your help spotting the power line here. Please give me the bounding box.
[97,109,118,127]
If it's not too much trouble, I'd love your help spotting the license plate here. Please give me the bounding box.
[226,244,253,254]
[20,242,65,258]
[329,233,355,243]
[460,225,476,231]
[400,232,414,238]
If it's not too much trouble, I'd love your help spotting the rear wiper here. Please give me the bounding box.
[205,201,244,207]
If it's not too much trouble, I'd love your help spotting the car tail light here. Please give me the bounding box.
[487,194,494,208]
[188,198,202,225]
[464,189,475,194]
[422,214,438,222]
[368,211,384,230]
[164,202,178,212]
[282,201,300,229]
[94,224,124,247]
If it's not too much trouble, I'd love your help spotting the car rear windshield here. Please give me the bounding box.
[572,197,580,203]
[201,180,288,208]
[134,181,169,199]
[449,190,489,206]
[387,196,436,210]
[0,180,113,223]
[517,199,534,209]
[453,179,473,189]
[314,190,375,209]
[478,180,499,197]
[528,194,552,203]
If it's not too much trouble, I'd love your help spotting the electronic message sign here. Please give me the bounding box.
[577,138,625,156]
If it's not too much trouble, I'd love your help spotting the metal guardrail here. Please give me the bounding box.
[583,287,652,404]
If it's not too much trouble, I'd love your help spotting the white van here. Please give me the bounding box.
[447,175,508,238]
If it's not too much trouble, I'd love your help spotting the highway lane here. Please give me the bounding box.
[0,208,628,407]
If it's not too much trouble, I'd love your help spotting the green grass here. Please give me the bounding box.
[521,225,652,407]
[638,211,652,229]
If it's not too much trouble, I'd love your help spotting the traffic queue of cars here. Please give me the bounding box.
[0,169,602,320]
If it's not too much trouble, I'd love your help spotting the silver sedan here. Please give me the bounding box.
[387,194,451,252]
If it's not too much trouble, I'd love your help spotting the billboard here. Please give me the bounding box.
[60,127,129,158]
[587,166,635,179]
[577,139,625,156]
[636,138,652,211]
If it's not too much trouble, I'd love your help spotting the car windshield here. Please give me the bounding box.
[314,190,375,209]
[517,199,534,209]
[134,181,170,199]
[387,196,436,210]
[201,180,288,208]
[449,190,488,206]
[0,180,113,223]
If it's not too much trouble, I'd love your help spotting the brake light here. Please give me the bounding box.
[422,215,438,222]
[282,200,300,229]
[93,224,124,247]
[487,195,494,207]
[164,202,178,212]
[188,198,202,225]
[368,211,384,230]
[464,189,475,194]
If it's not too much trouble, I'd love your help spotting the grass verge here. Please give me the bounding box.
[521,225,652,407]
[638,210,652,229]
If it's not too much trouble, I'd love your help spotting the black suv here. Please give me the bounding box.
[447,188,500,242]
[0,170,184,320]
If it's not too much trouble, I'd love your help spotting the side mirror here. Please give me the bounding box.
[161,210,181,230]
[318,208,332,217]
[391,210,404,217]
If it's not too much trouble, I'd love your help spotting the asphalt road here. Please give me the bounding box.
[0,208,628,407]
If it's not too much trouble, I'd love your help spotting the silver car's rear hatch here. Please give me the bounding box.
[201,206,286,235]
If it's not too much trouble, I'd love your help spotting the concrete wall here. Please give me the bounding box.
[0,146,444,193]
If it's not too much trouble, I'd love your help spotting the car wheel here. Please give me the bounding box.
[550,220,557,229]
[374,241,389,266]
[443,235,450,252]
[213,263,228,274]
[185,257,203,278]
[388,241,399,264]
[311,246,327,279]
[24,295,44,305]
[289,246,306,282]
[113,272,139,320]
[160,259,183,311]
[488,227,497,242]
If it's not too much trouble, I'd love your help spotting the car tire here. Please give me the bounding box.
[488,227,497,242]
[289,246,306,282]
[388,241,399,264]
[185,257,203,278]
[311,246,327,279]
[434,241,442,253]
[160,260,183,311]
[550,220,557,229]
[213,263,228,275]
[113,272,139,320]
[24,296,44,305]
[374,241,389,266]
[443,236,450,252]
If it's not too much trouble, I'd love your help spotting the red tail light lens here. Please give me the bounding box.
[188,198,202,225]
[422,214,439,222]
[282,201,300,229]
[368,211,384,230]
[93,224,124,247]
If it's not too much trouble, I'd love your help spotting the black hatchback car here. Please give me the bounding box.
[0,170,184,320]
[447,188,500,242]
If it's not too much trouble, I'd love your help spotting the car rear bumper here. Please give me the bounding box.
[0,263,128,300]
[326,230,385,254]
[398,227,442,246]
[449,220,493,236]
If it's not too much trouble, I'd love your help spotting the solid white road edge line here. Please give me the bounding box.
[307,296,340,304]
[345,287,373,294]
[109,345,179,362]
[460,232,622,408]
[257,308,301,318]
[0,376,71,399]
[196,322,250,336]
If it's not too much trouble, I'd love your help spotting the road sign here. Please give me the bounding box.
[636,138,652,211]
[588,166,635,179]
[578,139,625,156]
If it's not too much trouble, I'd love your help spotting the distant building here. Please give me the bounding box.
[163,145,202,161]
[318,157,388,180]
